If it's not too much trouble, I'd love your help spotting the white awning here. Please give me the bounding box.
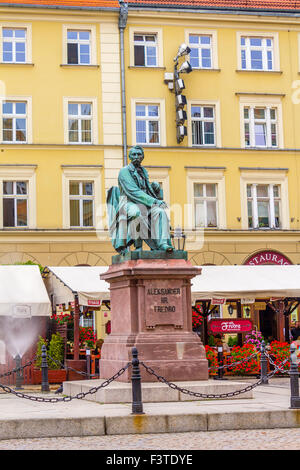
[191,265,300,303]
[45,264,300,308]
[44,266,110,307]
[0,265,51,316]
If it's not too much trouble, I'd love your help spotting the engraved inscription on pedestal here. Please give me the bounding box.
[144,280,184,329]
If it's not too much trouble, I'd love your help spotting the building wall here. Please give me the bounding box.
[0,6,300,341]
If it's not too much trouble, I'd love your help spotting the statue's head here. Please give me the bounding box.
[128,145,144,166]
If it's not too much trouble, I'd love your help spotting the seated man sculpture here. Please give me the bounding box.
[107,145,173,255]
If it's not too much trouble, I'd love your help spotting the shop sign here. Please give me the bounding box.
[208,318,253,334]
[241,298,255,304]
[245,250,292,266]
[87,299,102,306]
[211,298,226,305]
[12,305,31,318]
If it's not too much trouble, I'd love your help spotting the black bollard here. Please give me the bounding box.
[214,345,226,380]
[290,344,300,409]
[41,344,50,393]
[15,354,23,390]
[131,347,144,415]
[86,348,91,380]
[260,340,269,385]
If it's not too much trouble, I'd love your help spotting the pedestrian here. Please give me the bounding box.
[291,335,300,364]
[291,321,300,341]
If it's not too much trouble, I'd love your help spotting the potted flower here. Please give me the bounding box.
[33,333,67,384]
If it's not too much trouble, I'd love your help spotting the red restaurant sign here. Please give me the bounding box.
[208,318,253,334]
[245,250,292,266]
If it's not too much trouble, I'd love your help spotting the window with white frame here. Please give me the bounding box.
[2,101,27,143]
[68,102,92,144]
[243,106,278,148]
[69,180,94,227]
[240,36,274,71]
[2,27,26,63]
[80,312,95,329]
[67,30,91,65]
[189,34,212,69]
[247,183,281,229]
[2,180,28,227]
[136,103,160,145]
[134,33,157,67]
[194,183,218,228]
[191,105,215,146]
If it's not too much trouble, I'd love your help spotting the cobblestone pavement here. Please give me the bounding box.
[0,428,299,450]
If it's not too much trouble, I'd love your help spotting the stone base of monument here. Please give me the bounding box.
[99,252,208,383]
[63,379,253,403]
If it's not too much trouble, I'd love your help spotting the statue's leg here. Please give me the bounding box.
[149,205,173,252]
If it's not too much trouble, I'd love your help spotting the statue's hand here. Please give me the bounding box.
[158,200,168,209]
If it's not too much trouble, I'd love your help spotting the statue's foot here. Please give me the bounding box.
[160,243,174,253]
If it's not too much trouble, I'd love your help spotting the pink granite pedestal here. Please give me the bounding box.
[99,257,208,382]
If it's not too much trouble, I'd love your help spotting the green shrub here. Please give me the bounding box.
[47,333,64,370]
[35,333,64,370]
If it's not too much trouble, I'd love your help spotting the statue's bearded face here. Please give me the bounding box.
[129,147,144,166]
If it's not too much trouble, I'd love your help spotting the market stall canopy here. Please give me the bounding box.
[0,265,51,316]
[44,266,110,307]
[191,265,300,303]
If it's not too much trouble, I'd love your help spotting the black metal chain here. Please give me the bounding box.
[0,355,37,379]
[46,354,98,378]
[0,362,131,403]
[207,352,258,371]
[140,360,283,399]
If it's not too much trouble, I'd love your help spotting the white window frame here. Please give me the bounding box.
[0,96,32,144]
[69,180,94,228]
[133,33,158,67]
[131,98,166,147]
[188,33,213,69]
[80,311,96,331]
[239,96,283,149]
[0,23,32,64]
[129,27,163,68]
[0,165,36,229]
[63,97,98,145]
[246,183,281,229]
[188,100,221,147]
[190,105,216,147]
[62,166,102,230]
[243,106,278,148]
[240,36,274,71]
[240,169,289,230]
[62,24,97,66]
[193,182,218,229]
[186,168,226,231]
[236,31,280,72]
[2,180,28,228]
[66,29,91,65]
[185,29,218,70]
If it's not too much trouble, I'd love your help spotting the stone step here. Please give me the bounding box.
[63,379,253,404]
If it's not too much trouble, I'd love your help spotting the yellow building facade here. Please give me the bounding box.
[1,0,300,338]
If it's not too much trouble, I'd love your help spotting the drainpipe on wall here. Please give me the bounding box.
[119,0,128,167]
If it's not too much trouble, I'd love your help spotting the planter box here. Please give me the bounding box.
[32,369,67,385]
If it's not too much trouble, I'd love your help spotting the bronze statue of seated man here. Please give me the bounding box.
[107,145,173,255]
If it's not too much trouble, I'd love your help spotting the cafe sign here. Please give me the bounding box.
[208,318,253,334]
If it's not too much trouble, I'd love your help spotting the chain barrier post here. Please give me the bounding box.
[41,344,50,393]
[131,347,144,415]
[260,340,269,385]
[86,348,91,380]
[290,343,300,409]
[15,354,23,390]
[214,345,226,380]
